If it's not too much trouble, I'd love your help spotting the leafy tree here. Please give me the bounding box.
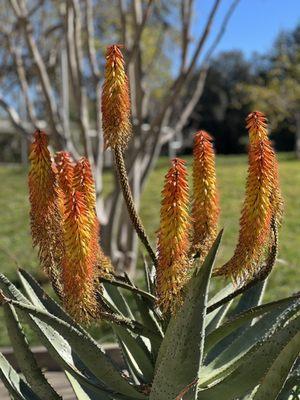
[240,25,300,157]
[185,51,253,154]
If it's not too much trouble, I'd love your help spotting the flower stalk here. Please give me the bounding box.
[192,130,220,260]
[102,44,156,264]
[101,45,131,150]
[60,161,99,322]
[156,158,191,314]
[28,130,64,296]
[215,111,283,285]
[73,158,113,276]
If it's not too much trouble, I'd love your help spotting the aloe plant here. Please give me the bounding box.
[0,45,299,399]
[0,237,299,400]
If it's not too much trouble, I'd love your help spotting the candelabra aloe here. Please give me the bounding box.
[0,45,299,400]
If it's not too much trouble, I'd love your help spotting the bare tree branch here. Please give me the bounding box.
[28,0,45,18]
[127,0,154,64]
[10,0,64,146]
[84,0,105,217]
[184,0,221,75]
[7,35,39,129]
[8,0,21,16]
[0,95,28,137]
[180,0,193,72]
[174,0,241,135]
[118,0,128,46]
[174,67,208,134]
[150,0,222,131]
[203,0,240,64]
[65,2,80,103]
[71,0,93,159]
[84,0,100,80]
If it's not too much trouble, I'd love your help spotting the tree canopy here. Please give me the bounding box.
[185,24,300,156]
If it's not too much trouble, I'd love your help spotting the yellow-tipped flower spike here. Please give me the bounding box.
[61,185,98,323]
[101,45,131,150]
[28,130,64,285]
[55,151,74,195]
[246,111,284,225]
[192,130,220,260]
[156,158,191,315]
[54,151,75,220]
[73,158,113,276]
[215,111,283,285]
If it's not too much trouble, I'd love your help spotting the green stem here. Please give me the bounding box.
[114,146,157,265]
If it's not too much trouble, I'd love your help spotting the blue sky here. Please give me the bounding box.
[195,0,300,58]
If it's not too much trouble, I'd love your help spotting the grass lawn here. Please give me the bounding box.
[0,153,299,345]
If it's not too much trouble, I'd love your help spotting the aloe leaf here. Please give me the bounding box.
[233,280,267,315]
[207,284,234,308]
[0,275,106,395]
[65,370,112,400]
[149,231,223,400]
[19,268,144,391]
[0,274,142,400]
[205,303,232,334]
[142,257,155,295]
[18,269,85,333]
[0,352,42,400]
[8,298,147,400]
[278,378,300,400]
[0,273,30,303]
[124,277,163,358]
[204,293,300,354]
[102,279,162,349]
[252,332,300,400]
[197,315,300,400]
[114,325,154,383]
[134,296,163,338]
[3,302,62,400]
[227,280,267,336]
[205,284,234,334]
[120,273,163,344]
[102,282,134,318]
[102,279,155,307]
[277,359,300,399]
[206,280,267,361]
[133,296,163,358]
[201,297,300,386]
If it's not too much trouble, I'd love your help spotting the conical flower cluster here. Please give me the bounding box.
[73,158,113,277]
[156,158,191,314]
[192,130,220,260]
[60,170,98,322]
[55,151,74,194]
[101,45,131,150]
[29,133,112,322]
[28,130,64,288]
[215,111,283,284]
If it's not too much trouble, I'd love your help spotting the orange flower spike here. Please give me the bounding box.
[192,131,220,260]
[101,45,131,150]
[73,158,113,275]
[28,130,64,281]
[73,158,97,219]
[156,158,191,315]
[215,111,283,285]
[62,188,98,322]
[54,151,74,218]
[55,151,74,194]
[246,111,283,224]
